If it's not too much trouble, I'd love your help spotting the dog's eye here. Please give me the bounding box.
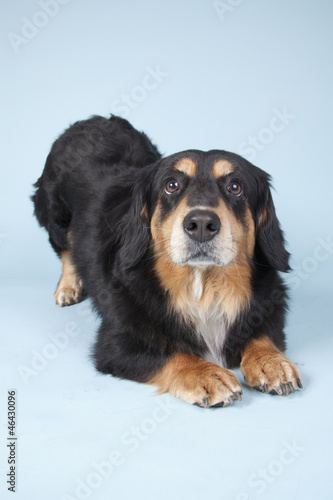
[227,181,242,196]
[165,179,180,194]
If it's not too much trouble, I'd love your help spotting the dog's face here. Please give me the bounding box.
[118,150,290,277]
[151,151,257,269]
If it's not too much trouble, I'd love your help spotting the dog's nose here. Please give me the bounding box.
[183,210,221,243]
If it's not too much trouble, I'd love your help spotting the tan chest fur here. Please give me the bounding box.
[154,260,252,367]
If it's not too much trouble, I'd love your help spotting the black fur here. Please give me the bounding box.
[32,115,290,384]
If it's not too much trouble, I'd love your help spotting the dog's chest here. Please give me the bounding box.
[195,314,228,368]
[189,270,228,367]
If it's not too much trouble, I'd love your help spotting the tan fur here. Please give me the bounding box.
[258,206,270,227]
[241,335,302,394]
[154,257,252,326]
[212,159,234,178]
[140,203,148,220]
[151,197,255,326]
[174,158,197,177]
[244,201,256,258]
[54,249,83,306]
[150,195,188,263]
[148,353,242,407]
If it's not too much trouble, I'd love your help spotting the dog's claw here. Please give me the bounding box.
[297,379,303,389]
[234,391,242,401]
[210,401,224,408]
[254,386,264,393]
[287,382,296,393]
[202,397,210,407]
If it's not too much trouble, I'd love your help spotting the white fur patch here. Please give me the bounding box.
[187,268,228,367]
[192,269,203,301]
[197,314,228,367]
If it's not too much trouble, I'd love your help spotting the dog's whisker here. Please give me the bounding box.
[231,258,241,279]
[141,250,169,262]
[147,238,171,248]
[144,226,173,232]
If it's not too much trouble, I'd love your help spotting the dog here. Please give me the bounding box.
[32,115,302,408]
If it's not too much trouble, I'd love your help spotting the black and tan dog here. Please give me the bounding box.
[32,115,302,407]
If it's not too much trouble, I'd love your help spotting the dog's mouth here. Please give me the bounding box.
[178,245,226,267]
[168,214,236,268]
[186,255,220,266]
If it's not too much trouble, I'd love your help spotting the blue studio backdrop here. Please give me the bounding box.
[1,1,333,500]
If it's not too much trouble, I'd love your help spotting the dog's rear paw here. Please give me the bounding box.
[54,282,82,306]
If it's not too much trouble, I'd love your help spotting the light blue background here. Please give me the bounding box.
[1,1,333,499]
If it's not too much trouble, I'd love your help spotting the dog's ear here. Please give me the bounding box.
[116,165,155,271]
[254,173,290,272]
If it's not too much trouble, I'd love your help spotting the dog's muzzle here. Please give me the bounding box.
[183,209,220,243]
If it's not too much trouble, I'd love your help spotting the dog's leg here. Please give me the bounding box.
[148,353,242,408]
[54,249,83,307]
[240,334,302,395]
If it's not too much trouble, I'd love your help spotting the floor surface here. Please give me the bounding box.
[2,275,332,500]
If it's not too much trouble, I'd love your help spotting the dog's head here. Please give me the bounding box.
[118,150,290,276]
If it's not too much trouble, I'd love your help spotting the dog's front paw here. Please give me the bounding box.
[54,282,82,306]
[151,354,242,408]
[241,350,302,395]
[187,366,242,408]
